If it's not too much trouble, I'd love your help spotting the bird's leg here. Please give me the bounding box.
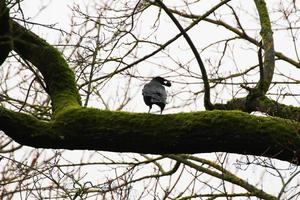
[148,106,151,113]
[160,105,165,114]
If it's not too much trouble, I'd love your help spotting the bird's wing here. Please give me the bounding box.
[142,83,167,103]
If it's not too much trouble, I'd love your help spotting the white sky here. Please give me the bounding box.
[17,0,300,112]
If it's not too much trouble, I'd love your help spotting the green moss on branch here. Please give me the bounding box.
[11,21,81,115]
[1,107,300,164]
[215,96,300,122]
[0,107,59,147]
[253,0,275,94]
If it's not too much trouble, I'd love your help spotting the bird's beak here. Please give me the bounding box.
[164,80,171,87]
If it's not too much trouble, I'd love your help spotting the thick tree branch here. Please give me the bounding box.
[0,1,11,66]
[0,3,81,116]
[1,3,81,116]
[215,96,300,122]
[10,21,81,115]
[1,107,300,164]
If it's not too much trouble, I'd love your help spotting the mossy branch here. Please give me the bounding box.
[251,0,275,95]
[10,21,81,115]
[1,4,81,115]
[240,0,275,112]
[1,107,300,165]
[215,96,300,122]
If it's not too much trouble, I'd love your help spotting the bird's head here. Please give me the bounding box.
[153,76,171,87]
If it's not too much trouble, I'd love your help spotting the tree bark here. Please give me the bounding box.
[1,107,300,164]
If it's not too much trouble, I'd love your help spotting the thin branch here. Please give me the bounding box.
[154,0,213,110]
[78,0,231,89]
[167,8,300,69]
[167,154,277,200]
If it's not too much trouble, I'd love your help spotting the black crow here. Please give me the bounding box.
[142,76,171,114]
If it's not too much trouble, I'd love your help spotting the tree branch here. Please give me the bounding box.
[1,107,300,164]
[0,2,11,66]
[166,6,299,69]
[249,0,275,97]
[0,1,81,116]
[215,95,300,122]
[253,0,275,94]
[154,0,213,110]
[10,21,81,115]
[167,154,277,200]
